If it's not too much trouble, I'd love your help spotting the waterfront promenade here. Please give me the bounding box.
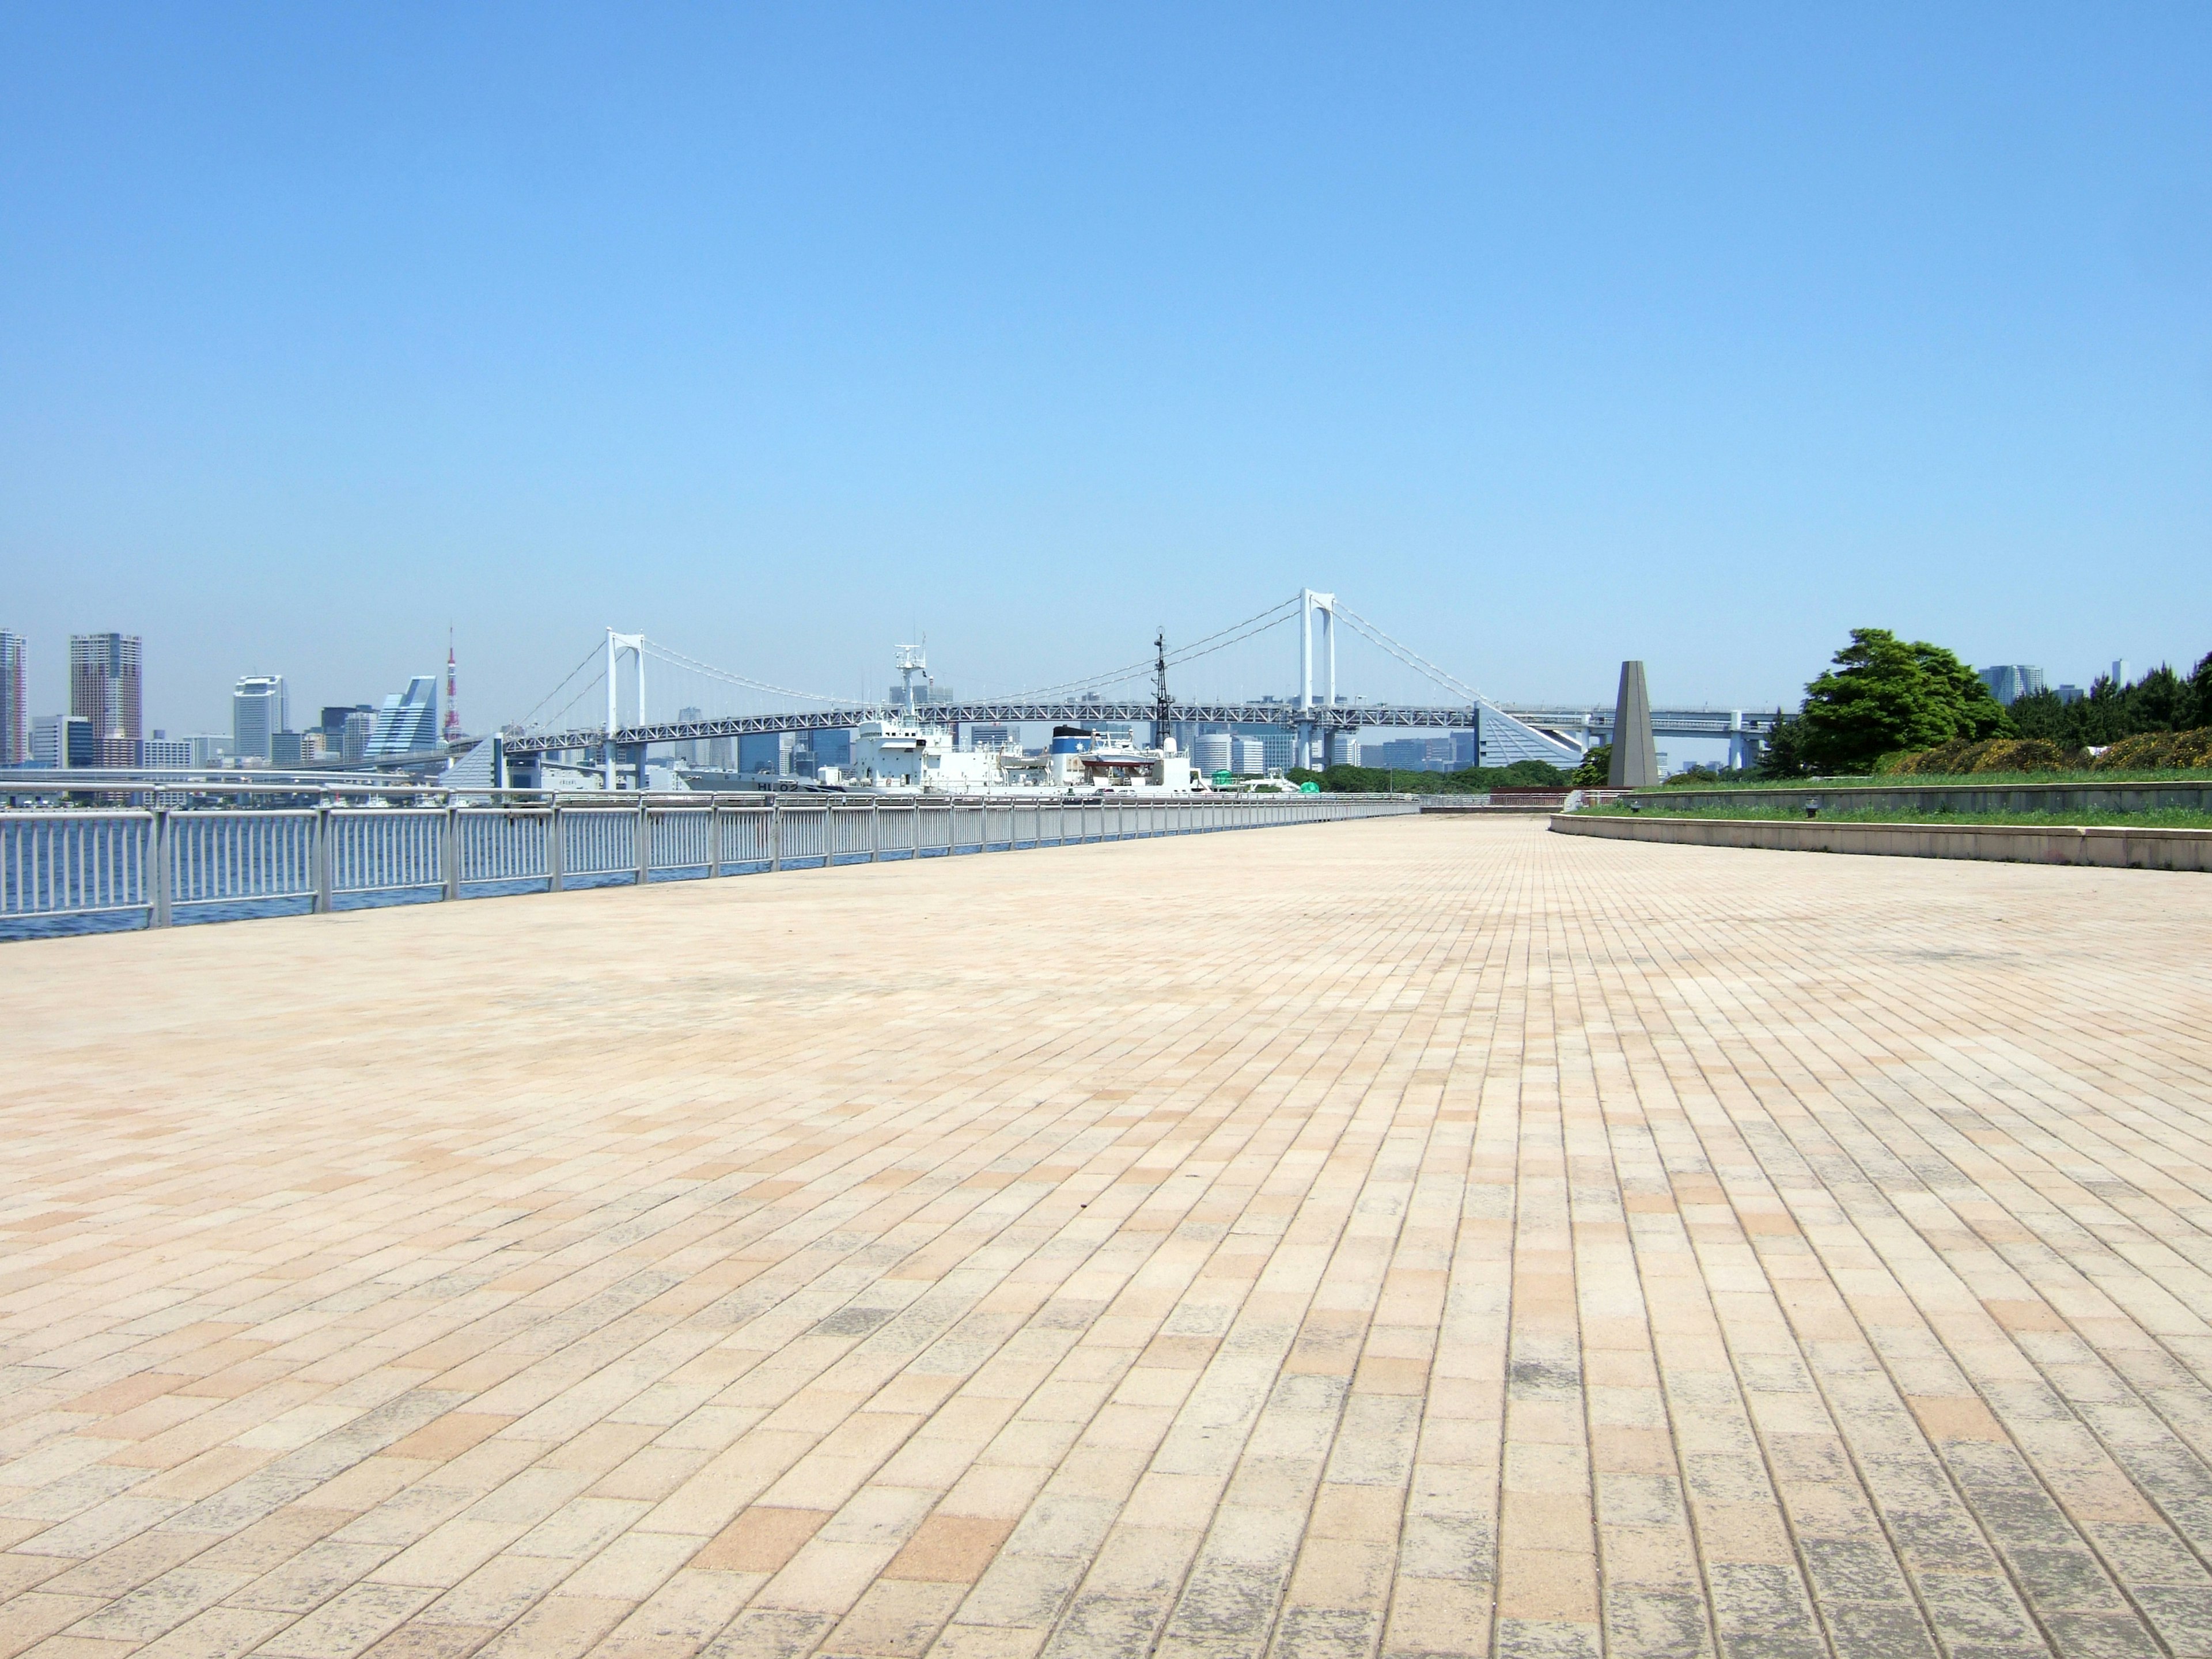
[5,818,2212,1659]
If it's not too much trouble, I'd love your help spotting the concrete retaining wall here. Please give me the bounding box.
[1621,779,2212,816]
[1550,812,2212,872]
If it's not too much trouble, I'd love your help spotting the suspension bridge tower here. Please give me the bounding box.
[1298,590,1338,771]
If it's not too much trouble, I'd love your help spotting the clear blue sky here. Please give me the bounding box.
[3,3,2208,735]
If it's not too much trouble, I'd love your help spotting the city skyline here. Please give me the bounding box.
[3,7,2207,731]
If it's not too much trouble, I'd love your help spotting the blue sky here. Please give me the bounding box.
[3,3,2208,735]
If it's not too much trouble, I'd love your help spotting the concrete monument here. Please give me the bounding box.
[1607,660,1660,787]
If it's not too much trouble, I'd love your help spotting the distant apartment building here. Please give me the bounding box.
[31,714,96,768]
[1977,664,2046,706]
[740,731,798,778]
[140,732,192,767]
[233,675,288,762]
[365,677,440,757]
[1376,736,1454,772]
[70,632,143,764]
[675,706,703,765]
[0,630,24,766]
[1189,721,1293,774]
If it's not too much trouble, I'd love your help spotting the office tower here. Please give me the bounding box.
[70,632,143,764]
[1326,730,1362,768]
[140,734,192,767]
[675,706,703,765]
[32,714,96,768]
[2112,659,2132,688]
[342,710,374,762]
[0,630,23,765]
[740,732,797,778]
[271,732,306,766]
[1376,737,1453,772]
[810,729,853,770]
[233,675,288,762]
[1976,665,2046,706]
[365,677,440,757]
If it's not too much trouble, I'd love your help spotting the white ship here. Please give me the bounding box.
[840,718,1194,795]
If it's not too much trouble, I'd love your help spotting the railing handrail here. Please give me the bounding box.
[1,794,1413,935]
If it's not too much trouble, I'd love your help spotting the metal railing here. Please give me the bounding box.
[1,793,1415,934]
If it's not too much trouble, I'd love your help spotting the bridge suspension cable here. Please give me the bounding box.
[639,637,846,705]
[993,593,1305,703]
[518,643,609,732]
[1332,603,1486,706]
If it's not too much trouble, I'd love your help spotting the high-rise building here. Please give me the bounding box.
[0,630,24,766]
[70,633,142,764]
[365,677,440,757]
[1230,736,1267,776]
[739,732,797,778]
[32,714,96,768]
[1191,722,1295,774]
[1376,737,1453,772]
[233,675,288,762]
[141,734,192,767]
[1976,665,2046,706]
[675,706,703,765]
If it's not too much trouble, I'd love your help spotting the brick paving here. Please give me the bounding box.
[4,816,2212,1659]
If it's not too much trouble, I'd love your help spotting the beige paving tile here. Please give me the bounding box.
[6,820,2212,1658]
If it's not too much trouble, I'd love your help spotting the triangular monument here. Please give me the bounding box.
[1606,660,1659,787]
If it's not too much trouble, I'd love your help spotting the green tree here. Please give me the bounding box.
[1568,744,1612,787]
[1753,710,1808,778]
[1794,629,2008,772]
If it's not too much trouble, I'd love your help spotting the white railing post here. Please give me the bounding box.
[769,797,782,872]
[705,804,721,877]
[313,805,334,914]
[635,801,651,885]
[548,803,565,892]
[149,808,171,928]
[870,798,881,862]
[443,805,462,901]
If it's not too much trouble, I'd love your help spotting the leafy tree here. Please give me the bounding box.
[1995,653,2212,749]
[1794,628,2008,772]
[1568,744,1612,787]
[1754,710,1809,778]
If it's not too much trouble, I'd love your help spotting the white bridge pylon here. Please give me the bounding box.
[605,630,646,791]
[1298,589,1337,771]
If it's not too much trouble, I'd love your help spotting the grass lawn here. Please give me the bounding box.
[1657,767,2212,789]
[1576,802,2212,829]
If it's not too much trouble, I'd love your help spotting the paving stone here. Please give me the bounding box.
[6,820,2212,1657]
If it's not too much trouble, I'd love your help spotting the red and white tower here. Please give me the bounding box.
[442,632,461,744]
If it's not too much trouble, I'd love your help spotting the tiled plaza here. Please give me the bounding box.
[6,816,2212,1659]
